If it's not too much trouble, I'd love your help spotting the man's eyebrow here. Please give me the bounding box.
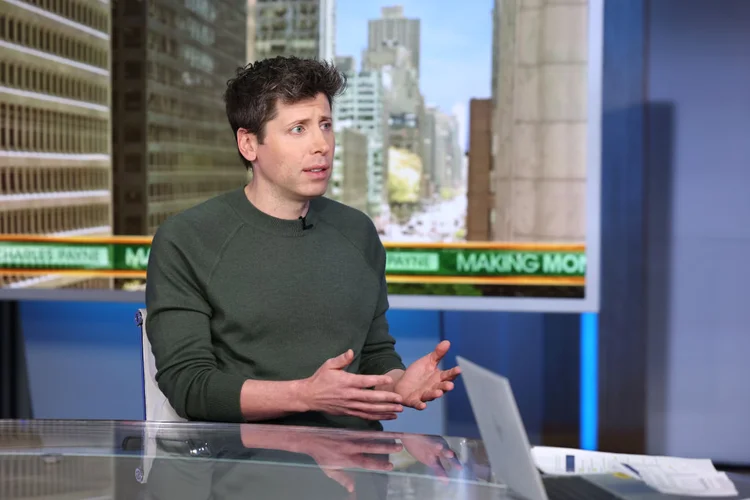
[285,116,333,127]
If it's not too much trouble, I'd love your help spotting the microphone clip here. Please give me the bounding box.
[299,216,313,231]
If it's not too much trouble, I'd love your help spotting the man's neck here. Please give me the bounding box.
[244,181,310,220]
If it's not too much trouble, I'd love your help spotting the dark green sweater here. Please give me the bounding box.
[145,187,405,430]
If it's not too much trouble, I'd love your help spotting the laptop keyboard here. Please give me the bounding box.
[543,476,623,500]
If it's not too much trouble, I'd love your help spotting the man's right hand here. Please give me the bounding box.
[300,349,404,421]
[300,433,402,493]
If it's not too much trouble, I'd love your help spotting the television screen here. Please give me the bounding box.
[0,0,602,312]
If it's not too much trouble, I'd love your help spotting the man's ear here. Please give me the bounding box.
[237,128,259,163]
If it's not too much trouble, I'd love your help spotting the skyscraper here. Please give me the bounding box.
[490,0,588,242]
[466,99,493,241]
[111,0,248,237]
[0,0,113,290]
[433,111,463,190]
[364,7,424,194]
[247,0,257,62]
[367,6,420,77]
[333,67,389,217]
[253,0,335,61]
[332,127,368,214]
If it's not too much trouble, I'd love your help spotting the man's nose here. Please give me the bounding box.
[312,128,330,155]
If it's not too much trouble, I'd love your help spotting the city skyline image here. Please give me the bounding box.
[0,0,591,299]
[330,1,490,244]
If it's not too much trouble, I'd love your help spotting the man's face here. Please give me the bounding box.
[243,93,335,201]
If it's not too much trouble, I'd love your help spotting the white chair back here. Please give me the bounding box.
[136,309,186,423]
[135,309,188,485]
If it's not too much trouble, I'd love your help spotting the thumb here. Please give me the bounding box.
[430,340,451,363]
[325,349,354,370]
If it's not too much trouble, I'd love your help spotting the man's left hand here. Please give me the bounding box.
[394,340,461,410]
[401,435,462,480]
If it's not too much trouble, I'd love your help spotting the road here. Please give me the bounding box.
[384,194,467,242]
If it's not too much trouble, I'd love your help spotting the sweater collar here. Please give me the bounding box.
[226,187,320,237]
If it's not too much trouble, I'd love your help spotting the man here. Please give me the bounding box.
[145,56,460,431]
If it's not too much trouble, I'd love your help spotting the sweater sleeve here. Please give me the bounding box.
[358,239,406,375]
[145,222,246,422]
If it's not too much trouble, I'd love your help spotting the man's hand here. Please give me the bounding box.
[241,425,402,494]
[303,434,402,493]
[400,435,462,481]
[394,340,461,410]
[301,349,404,421]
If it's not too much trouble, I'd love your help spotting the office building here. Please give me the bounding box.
[334,55,355,73]
[254,0,335,61]
[363,44,423,163]
[490,0,588,241]
[331,128,368,214]
[466,99,493,241]
[367,6,420,77]
[0,0,113,290]
[111,0,248,237]
[421,107,463,200]
[364,8,424,215]
[247,0,257,62]
[333,66,389,216]
[426,108,462,192]
[420,107,436,198]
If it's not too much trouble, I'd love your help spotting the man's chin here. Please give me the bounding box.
[299,183,330,199]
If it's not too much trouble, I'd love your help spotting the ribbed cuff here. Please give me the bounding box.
[205,372,247,423]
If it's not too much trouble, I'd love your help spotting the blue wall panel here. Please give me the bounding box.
[442,311,546,443]
[20,300,145,420]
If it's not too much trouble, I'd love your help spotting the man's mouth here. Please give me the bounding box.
[304,166,329,173]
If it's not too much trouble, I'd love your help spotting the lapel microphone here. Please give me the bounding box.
[299,216,313,230]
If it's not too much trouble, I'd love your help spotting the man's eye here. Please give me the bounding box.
[291,126,304,133]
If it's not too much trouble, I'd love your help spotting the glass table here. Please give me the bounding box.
[0,419,506,499]
[2,420,749,499]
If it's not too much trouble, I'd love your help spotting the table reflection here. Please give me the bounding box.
[0,420,506,500]
[142,423,496,499]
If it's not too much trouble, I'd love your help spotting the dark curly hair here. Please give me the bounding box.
[224,57,347,169]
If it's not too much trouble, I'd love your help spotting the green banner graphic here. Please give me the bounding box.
[0,241,585,278]
[0,242,113,270]
[386,248,585,277]
[0,242,152,271]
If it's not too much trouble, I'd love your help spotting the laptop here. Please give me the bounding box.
[457,356,665,500]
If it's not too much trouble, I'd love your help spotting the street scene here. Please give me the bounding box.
[384,193,467,243]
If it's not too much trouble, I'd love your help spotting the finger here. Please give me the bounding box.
[430,340,451,363]
[342,440,403,455]
[444,450,463,469]
[324,349,354,370]
[440,366,461,381]
[438,381,455,392]
[367,431,406,440]
[347,373,395,390]
[421,389,444,402]
[346,409,399,421]
[347,388,403,404]
[354,454,395,471]
[322,468,355,493]
[406,400,427,411]
[346,401,404,414]
[401,395,427,410]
